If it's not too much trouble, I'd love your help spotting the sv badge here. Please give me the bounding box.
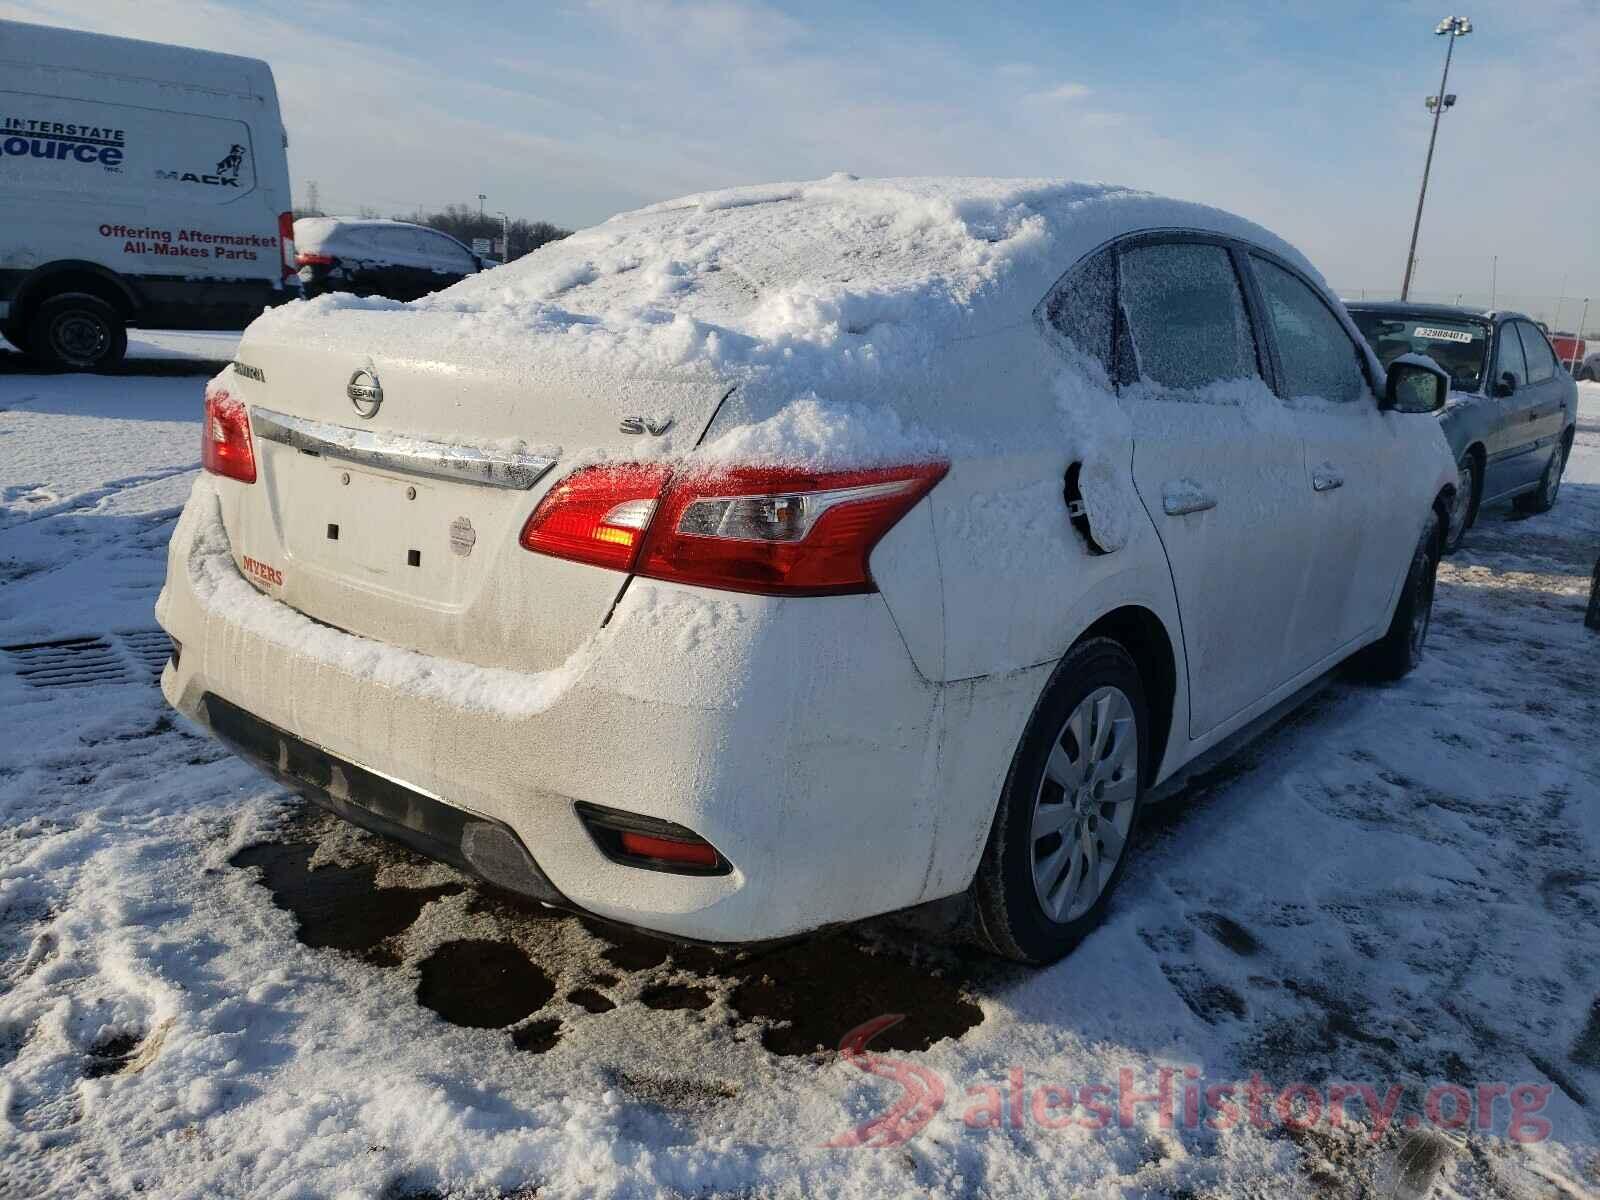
[619,414,673,436]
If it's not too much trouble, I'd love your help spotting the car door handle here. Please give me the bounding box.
[1312,469,1344,492]
[1162,486,1217,516]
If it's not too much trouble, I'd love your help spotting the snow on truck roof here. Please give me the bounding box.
[250,175,1322,384]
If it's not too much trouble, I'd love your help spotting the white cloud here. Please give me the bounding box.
[1030,82,1093,103]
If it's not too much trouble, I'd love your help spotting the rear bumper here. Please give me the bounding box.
[157,477,1019,942]
[200,692,567,905]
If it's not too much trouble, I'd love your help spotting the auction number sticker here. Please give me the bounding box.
[1414,326,1475,343]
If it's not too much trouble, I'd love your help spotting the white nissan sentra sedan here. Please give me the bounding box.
[158,178,1457,963]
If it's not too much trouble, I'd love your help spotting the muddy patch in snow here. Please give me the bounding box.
[725,936,985,1055]
[229,839,464,965]
[228,805,988,1055]
[415,940,555,1029]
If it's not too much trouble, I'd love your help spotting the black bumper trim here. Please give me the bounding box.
[201,693,566,906]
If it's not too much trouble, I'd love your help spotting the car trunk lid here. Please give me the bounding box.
[221,339,731,673]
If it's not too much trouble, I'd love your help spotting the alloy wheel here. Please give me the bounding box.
[1409,545,1436,661]
[1030,685,1139,923]
[1543,443,1566,507]
[1450,463,1474,542]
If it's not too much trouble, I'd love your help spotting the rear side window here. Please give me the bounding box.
[1494,324,1527,387]
[389,228,427,257]
[1250,257,1368,403]
[1517,322,1557,383]
[421,231,476,272]
[1043,247,1115,379]
[1117,242,1259,390]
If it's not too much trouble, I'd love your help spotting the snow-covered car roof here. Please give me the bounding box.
[292,217,470,249]
[254,176,1323,386]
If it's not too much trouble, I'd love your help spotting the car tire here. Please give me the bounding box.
[28,293,128,372]
[1353,511,1440,682]
[1442,456,1478,555]
[1,318,29,353]
[1513,435,1569,515]
[972,637,1149,964]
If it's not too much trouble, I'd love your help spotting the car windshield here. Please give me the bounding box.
[1349,310,1490,393]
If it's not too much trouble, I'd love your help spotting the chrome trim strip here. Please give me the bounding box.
[249,406,556,490]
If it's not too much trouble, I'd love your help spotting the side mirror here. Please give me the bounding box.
[1382,354,1449,414]
[1493,371,1518,398]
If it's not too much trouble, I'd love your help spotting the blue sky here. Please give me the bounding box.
[8,0,1598,323]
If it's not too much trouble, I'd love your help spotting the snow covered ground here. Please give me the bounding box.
[0,329,239,366]
[1,371,1597,1198]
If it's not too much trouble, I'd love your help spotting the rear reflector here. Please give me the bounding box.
[574,802,729,876]
[202,385,257,483]
[278,212,296,281]
[521,461,946,595]
[618,831,720,869]
[295,251,335,266]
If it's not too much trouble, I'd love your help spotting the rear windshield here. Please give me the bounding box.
[1349,311,1490,393]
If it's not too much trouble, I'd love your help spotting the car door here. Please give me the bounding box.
[392,228,443,300]
[1513,321,1567,472]
[346,228,407,298]
[1484,321,1539,495]
[418,230,478,289]
[1245,254,1422,663]
[1115,237,1316,739]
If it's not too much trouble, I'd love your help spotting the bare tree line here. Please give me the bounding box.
[295,201,571,261]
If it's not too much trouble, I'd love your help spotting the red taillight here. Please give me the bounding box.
[618,831,719,869]
[520,460,946,596]
[295,251,335,266]
[202,386,257,483]
[518,463,672,571]
[278,212,296,281]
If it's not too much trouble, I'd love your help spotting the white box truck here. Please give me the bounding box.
[0,19,296,370]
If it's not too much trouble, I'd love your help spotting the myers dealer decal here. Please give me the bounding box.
[99,224,276,262]
[241,556,284,588]
[0,115,126,169]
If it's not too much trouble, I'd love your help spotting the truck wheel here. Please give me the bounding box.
[29,293,128,372]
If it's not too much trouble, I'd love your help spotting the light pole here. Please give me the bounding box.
[1401,15,1471,301]
[478,193,487,220]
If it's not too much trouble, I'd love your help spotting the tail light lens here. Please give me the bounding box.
[277,212,296,281]
[520,460,946,595]
[202,386,257,483]
[519,464,672,571]
[295,251,335,267]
